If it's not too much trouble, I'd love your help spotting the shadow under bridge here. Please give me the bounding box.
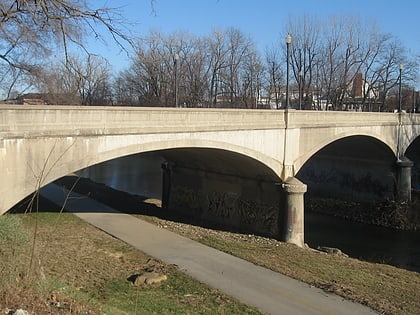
[159,147,284,238]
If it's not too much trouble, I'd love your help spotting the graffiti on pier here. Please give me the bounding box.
[236,199,278,236]
[207,192,236,219]
[206,191,279,236]
[171,186,202,214]
[170,186,279,237]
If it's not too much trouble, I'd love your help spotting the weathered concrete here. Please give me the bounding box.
[168,161,281,238]
[40,183,379,315]
[396,157,414,202]
[281,177,307,247]
[297,136,397,202]
[2,105,420,245]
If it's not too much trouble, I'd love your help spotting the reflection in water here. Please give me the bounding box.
[305,212,420,272]
[77,153,420,273]
[77,153,164,200]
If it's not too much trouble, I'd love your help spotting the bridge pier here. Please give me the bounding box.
[396,157,413,202]
[280,177,307,247]
[161,161,172,210]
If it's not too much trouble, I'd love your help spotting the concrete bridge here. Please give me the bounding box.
[2,105,420,246]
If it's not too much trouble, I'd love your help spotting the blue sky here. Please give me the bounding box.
[92,0,420,71]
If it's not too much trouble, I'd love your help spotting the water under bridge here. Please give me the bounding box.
[2,105,420,246]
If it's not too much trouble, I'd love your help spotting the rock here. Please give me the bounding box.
[317,246,349,257]
[131,272,168,286]
[5,309,29,315]
[49,293,61,308]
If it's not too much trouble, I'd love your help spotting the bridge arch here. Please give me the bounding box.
[405,135,420,189]
[63,140,284,239]
[90,138,283,180]
[293,131,396,175]
[4,135,282,215]
[296,134,397,202]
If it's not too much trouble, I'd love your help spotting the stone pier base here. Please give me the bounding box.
[281,177,307,247]
[396,157,413,202]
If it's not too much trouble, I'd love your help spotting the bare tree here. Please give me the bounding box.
[113,19,417,110]
[286,15,413,112]
[0,1,131,69]
[178,36,209,107]
[287,15,321,109]
[35,59,80,104]
[224,28,254,108]
[35,55,112,105]
[72,55,113,105]
[118,29,260,108]
[0,65,33,100]
[242,50,263,108]
[0,0,132,99]
[116,32,168,106]
[206,29,230,106]
[263,45,283,109]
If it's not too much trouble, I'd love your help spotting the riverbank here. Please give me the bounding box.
[306,194,420,230]
[2,198,262,314]
[54,176,420,315]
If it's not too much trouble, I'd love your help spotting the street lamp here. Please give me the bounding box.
[285,34,292,109]
[174,53,180,107]
[298,70,303,110]
[398,63,403,112]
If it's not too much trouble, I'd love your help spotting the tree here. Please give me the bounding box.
[0,0,131,99]
[72,55,113,105]
[113,17,417,110]
[287,15,321,109]
[224,28,253,108]
[264,46,283,109]
[286,15,415,111]
[0,0,131,68]
[35,55,112,105]
[116,31,178,107]
[206,29,229,106]
[0,65,33,100]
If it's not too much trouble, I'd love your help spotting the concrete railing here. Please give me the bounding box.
[2,105,411,138]
[0,105,287,138]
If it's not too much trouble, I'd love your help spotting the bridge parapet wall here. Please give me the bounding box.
[0,105,287,214]
[0,105,286,138]
[2,105,420,217]
[399,113,420,154]
[286,110,398,128]
[285,110,400,175]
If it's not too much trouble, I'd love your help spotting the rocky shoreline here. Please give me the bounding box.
[306,195,420,231]
[57,175,420,231]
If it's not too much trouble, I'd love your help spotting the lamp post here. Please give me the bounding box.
[285,34,292,109]
[174,53,179,107]
[398,63,403,112]
[298,70,303,110]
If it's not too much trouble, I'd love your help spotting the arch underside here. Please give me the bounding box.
[294,131,396,174]
[4,138,279,235]
[296,135,397,202]
[405,135,420,189]
[64,146,284,239]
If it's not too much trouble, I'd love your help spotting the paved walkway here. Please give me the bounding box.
[41,184,378,315]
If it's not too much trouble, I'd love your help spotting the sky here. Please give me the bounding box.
[90,0,420,72]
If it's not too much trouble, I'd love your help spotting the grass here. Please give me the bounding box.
[0,199,263,315]
[6,177,420,315]
[134,214,420,315]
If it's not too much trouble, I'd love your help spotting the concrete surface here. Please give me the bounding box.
[3,105,416,215]
[40,183,378,315]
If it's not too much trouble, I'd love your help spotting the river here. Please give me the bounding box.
[305,212,420,272]
[78,154,420,273]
